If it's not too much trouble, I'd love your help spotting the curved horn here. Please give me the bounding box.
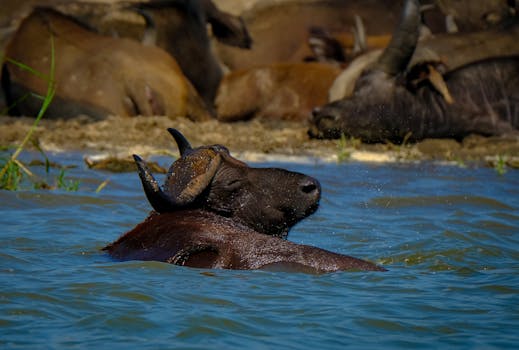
[374,0,420,76]
[133,154,178,213]
[167,128,192,156]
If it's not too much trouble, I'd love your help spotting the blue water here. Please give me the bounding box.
[1,152,518,349]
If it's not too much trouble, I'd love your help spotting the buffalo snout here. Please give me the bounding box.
[299,176,320,196]
[309,104,343,139]
[296,176,321,217]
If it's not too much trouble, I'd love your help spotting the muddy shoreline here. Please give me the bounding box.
[1,115,518,170]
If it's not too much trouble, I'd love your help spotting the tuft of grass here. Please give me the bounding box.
[0,158,22,190]
[336,133,361,162]
[56,168,80,191]
[0,36,80,191]
[494,155,507,176]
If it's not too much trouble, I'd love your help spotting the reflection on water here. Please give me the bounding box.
[1,152,518,349]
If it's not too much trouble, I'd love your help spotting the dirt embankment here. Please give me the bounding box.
[1,115,518,170]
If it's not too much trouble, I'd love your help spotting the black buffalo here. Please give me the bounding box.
[103,128,385,272]
[310,0,519,143]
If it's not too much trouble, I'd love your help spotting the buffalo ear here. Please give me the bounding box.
[164,148,222,205]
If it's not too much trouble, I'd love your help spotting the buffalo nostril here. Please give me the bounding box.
[299,178,320,195]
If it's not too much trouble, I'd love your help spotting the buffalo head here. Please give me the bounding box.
[134,128,321,238]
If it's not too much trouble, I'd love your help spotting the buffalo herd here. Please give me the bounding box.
[2,0,518,139]
[2,0,518,271]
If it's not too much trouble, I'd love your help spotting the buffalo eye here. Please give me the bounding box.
[222,178,243,192]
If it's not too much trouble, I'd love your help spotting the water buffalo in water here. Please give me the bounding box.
[1,7,211,120]
[104,128,385,272]
[310,0,519,143]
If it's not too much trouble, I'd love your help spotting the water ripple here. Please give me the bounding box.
[0,157,518,349]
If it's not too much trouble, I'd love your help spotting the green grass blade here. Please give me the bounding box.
[0,35,56,188]
[7,35,55,164]
[4,57,49,81]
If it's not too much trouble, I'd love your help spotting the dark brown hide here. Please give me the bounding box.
[436,0,516,31]
[409,24,519,71]
[26,1,251,108]
[310,0,519,143]
[2,7,211,120]
[104,210,385,272]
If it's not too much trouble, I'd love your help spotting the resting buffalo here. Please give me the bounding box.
[2,7,210,120]
[310,0,519,143]
[104,128,385,272]
[5,0,251,110]
[121,0,252,109]
[215,62,341,122]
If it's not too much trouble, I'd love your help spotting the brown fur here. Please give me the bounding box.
[3,7,211,120]
[215,62,341,121]
[437,0,515,31]
[127,0,251,108]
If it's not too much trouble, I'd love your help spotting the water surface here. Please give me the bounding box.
[1,152,518,349]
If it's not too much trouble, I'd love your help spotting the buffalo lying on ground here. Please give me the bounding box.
[1,0,251,112]
[310,0,519,143]
[104,128,385,272]
[215,62,341,122]
[2,7,211,120]
[120,0,252,109]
